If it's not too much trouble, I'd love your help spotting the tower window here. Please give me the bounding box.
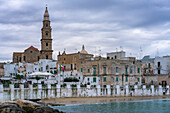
[46,55,48,59]
[46,24,48,27]
[30,51,32,53]
[23,56,26,61]
[46,43,48,46]
[46,33,48,36]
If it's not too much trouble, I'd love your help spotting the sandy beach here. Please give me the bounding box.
[42,95,170,106]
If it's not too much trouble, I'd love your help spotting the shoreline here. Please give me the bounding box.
[42,95,170,106]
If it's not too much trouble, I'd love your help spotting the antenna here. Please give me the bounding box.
[139,46,143,59]
[99,47,102,56]
[116,48,118,52]
[95,47,96,57]
[120,46,123,51]
[156,48,159,57]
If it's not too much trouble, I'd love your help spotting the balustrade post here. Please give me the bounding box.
[151,85,154,96]
[0,84,3,93]
[116,85,120,96]
[56,85,61,98]
[97,85,101,96]
[107,85,111,96]
[125,85,129,96]
[166,85,169,95]
[143,85,146,96]
[159,85,163,96]
[134,85,138,96]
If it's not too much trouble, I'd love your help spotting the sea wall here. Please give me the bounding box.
[0,84,169,101]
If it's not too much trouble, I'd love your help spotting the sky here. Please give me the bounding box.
[0,0,170,61]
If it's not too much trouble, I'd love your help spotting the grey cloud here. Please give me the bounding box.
[0,0,170,61]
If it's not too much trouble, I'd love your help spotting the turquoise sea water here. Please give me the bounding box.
[53,99,170,113]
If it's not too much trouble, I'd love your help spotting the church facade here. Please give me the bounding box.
[13,7,53,63]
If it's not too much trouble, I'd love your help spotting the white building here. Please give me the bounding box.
[39,59,57,73]
[4,62,18,77]
[154,56,170,75]
[107,51,125,60]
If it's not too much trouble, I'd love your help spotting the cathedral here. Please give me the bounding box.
[13,7,53,63]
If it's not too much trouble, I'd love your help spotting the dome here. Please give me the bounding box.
[80,45,88,54]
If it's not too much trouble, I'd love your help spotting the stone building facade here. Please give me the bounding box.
[13,7,53,63]
[58,49,142,87]
[57,45,93,72]
[82,55,142,87]
[0,63,4,76]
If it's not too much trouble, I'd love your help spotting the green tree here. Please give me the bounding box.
[35,76,41,84]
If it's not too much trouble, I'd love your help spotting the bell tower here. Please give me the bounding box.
[40,6,53,59]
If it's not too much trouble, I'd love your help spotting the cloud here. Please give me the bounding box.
[0,0,170,61]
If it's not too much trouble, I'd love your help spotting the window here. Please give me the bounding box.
[46,65,49,70]
[137,78,140,82]
[81,68,83,72]
[88,69,90,73]
[158,70,160,74]
[71,64,73,70]
[93,77,96,82]
[46,55,48,59]
[46,33,48,36]
[148,63,150,68]
[116,77,119,82]
[126,77,128,82]
[23,56,26,61]
[88,78,90,81]
[130,66,133,74]
[30,51,32,53]
[158,62,160,67]
[46,43,48,46]
[64,58,66,61]
[103,67,106,74]
[137,68,140,73]
[125,66,128,75]
[107,57,110,59]
[116,67,119,73]
[38,56,40,61]
[46,24,48,27]
[93,67,96,75]
[115,56,117,59]
[74,64,76,70]
[103,77,107,82]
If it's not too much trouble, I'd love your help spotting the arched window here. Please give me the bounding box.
[115,55,117,59]
[46,33,48,36]
[23,56,26,61]
[46,43,48,46]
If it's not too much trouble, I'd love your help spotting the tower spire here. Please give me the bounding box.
[44,5,49,20]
